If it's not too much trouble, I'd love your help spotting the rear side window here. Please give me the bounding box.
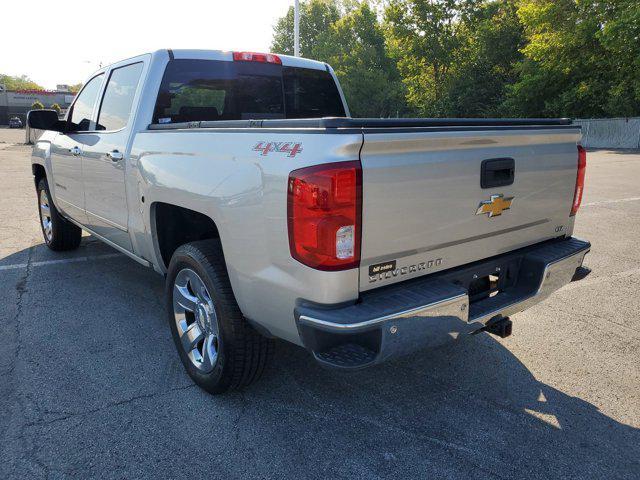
[153,59,345,124]
[69,74,104,131]
[96,62,143,131]
[283,67,345,118]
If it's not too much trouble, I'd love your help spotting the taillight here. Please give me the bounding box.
[571,145,587,216]
[287,161,362,271]
[232,51,282,65]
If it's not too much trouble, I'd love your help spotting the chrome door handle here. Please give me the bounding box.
[69,146,81,156]
[106,150,124,162]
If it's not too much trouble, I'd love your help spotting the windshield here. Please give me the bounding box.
[153,59,346,124]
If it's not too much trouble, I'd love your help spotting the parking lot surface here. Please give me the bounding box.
[1,128,639,479]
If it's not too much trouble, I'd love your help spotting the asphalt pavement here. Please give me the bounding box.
[0,128,638,479]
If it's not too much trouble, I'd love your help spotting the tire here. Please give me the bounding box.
[36,177,82,251]
[166,240,273,394]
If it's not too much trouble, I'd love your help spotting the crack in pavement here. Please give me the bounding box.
[5,245,34,378]
[22,383,197,429]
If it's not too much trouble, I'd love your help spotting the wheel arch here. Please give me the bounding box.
[32,163,47,187]
[150,201,221,271]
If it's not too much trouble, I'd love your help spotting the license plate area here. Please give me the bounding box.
[438,257,521,306]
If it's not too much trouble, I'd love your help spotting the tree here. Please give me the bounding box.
[0,74,44,91]
[31,100,44,110]
[385,0,475,116]
[315,2,408,116]
[447,0,524,116]
[593,0,640,117]
[50,103,62,114]
[271,0,407,117]
[503,0,640,118]
[68,83,83,94]
[269,0,639,119]
[271,0,340,57]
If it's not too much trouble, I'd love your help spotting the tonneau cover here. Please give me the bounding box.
[148,117,574,131]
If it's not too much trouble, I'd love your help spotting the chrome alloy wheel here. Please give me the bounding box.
[39,189,53,243]
[173,268,220,373]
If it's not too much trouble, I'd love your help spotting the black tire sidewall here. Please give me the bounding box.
[166,246,234,394]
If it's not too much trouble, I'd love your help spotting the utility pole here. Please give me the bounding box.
[294,0,300,57]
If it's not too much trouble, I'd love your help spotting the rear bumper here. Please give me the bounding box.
[295,237,590,369]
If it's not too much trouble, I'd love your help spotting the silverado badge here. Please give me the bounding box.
[476,194,514,217]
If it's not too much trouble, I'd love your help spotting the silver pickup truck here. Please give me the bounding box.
[28,49,590,394]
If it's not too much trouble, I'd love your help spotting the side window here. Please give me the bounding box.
[96,63,143,131]
[69,74,104,132]
[282,67,346,118]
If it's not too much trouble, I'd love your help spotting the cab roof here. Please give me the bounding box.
[164,49,329,71]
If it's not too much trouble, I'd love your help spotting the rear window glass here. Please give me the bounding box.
[153,59,345,124]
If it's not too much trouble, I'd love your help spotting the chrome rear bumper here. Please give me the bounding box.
[295,237,590,369]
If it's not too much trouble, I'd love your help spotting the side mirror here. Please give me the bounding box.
[27,109,66,132]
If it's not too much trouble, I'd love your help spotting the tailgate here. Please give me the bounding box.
[359,126,581,291]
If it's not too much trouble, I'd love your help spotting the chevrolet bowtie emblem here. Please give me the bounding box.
[476,194,514,217]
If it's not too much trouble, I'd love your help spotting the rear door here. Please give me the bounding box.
[81,61,144,250]
[49,73,104,223]
[359,126,581,291]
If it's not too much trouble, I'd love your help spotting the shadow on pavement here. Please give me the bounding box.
[1,240,638,479]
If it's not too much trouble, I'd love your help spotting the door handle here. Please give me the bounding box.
[69,146,81,156]
[106,150,124,162]
[481,158,515,189]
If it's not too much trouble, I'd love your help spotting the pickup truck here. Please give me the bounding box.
[28,49,590,394]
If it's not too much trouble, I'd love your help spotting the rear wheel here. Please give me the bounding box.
[37,178,82,251]
[166,240,273,394]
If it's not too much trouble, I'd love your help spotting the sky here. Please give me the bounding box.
[1,0,295,89]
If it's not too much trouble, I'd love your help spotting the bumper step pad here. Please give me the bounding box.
[315,343,377,368]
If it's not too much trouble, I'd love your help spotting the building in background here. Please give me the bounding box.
[0,84,75,125]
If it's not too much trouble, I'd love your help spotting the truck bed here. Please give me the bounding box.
[147,116,581,293]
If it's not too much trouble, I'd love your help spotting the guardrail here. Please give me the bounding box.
[575,117,640,149]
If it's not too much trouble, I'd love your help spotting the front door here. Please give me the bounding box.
[81,62,144,251]
[49,73,104,223]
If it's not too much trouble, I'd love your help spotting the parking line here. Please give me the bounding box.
[0,253,123,271]
[583,196,640,207]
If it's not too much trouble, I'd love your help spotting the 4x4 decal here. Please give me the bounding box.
[253,142,303,158]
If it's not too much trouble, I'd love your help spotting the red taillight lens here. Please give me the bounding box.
[232,51,282,65]
[287,161,362,271]
[571,145,587,216]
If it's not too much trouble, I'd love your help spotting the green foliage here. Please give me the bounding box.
[273,0,639,118]
[272,0,408,117]
[505,0,640,118]
[68,83,83,93]
[271,0,340,57]
[31,100,45,110]
[385,0,468,116]
[50,103,62,114]
[0,74,44,91]
[447,0,524,116]
[315,3,408,116]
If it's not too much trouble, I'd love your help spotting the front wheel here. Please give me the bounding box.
[166,240,273,394]
[37,178,82,251]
